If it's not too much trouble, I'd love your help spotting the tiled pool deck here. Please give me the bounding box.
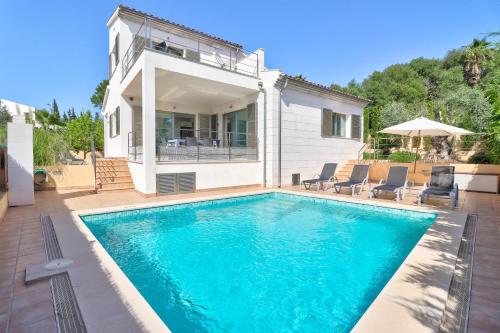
[0,185,498,332]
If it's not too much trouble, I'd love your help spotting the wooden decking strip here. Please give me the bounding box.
[40,215,87,333]
[439,214,477,333]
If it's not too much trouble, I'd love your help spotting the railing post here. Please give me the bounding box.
[90,130,97,190]
[197,131,200,161]
[228,132,231,161]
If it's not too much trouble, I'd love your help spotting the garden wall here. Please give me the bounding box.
[368,161,500,192]
[42,164,95,190]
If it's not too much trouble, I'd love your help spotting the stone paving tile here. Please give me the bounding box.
[0,186,498,332]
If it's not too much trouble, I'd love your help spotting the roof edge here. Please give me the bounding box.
[277,74,370,106]
[112,5,243,49]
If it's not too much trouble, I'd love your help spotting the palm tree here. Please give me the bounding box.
[463,39,492,87]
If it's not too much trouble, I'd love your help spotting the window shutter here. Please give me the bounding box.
[322,109,332,137]
[108,114,112,138]
[114,33,120,65]
[351,115,361,139]
[115,107,120,135]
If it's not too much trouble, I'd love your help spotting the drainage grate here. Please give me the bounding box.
[40,215,87,333]
[41,215,63,261]
[51,274,87,333]
[439,214,477,333]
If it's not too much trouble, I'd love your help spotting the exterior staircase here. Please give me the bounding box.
[336,159,371,180]
[96,158,135,193]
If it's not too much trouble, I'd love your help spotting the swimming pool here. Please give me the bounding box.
[81,192,436,333]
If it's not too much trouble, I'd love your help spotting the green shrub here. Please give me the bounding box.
[33,128,71,166]
[388,151,420,163]
[468,151,494,164]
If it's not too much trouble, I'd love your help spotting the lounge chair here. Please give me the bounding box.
[369,166,409,202]
[302,163,338,191]
[418,166,458,208]
[59,152,85,165]
[333,164,370,196]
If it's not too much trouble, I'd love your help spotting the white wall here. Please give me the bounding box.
[1,99,36,124]
[156,161,261,190]
[7,122,34,206]
[268,86,365,186]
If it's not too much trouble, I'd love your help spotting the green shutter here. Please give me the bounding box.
[322,109,332,137]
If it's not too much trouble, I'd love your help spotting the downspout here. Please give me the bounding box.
[278,78,288,188]
[259,82,267,187]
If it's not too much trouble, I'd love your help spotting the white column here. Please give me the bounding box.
[7,122,34,206]
[141,60,156,194]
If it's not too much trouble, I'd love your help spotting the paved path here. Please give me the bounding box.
[0,186,498,332]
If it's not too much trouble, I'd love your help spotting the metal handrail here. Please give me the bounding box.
[90,131,97,190]
[357,141,370,163]
[128,129,258,162]
[121,19,259,80]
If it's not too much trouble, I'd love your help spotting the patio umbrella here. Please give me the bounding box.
[379,117,473,173]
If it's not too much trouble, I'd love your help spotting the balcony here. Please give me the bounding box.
[121,19,259,80]
[128,129,258,163]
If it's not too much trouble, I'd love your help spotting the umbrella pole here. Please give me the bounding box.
[414,131,421,174]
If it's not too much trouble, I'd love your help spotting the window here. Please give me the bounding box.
[351,115,361,139]
[109,33,119,78]
[322,109,346,137]
[223,103,257,148]
[109,107,120,137]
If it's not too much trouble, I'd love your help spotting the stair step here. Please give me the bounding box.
[99,182,135,190]
[97,187,136,193]
[97,177,133,185]
[96,165,130,172]
[96,162,128,167]
[96,170,131,177]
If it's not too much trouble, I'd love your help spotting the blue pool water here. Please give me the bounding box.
[81,193,436,333]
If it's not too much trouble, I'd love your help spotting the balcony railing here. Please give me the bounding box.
[122,19,259,80]
[128,130,258,162]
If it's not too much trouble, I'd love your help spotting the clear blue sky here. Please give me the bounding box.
[1,0,498,114]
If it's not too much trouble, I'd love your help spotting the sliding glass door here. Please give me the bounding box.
[223,104,256,147]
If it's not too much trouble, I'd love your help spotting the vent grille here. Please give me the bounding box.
[178,173,196,193]
[157,173,196,195]
[157,174,176,194]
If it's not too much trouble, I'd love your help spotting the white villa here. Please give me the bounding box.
[102,5,370,196]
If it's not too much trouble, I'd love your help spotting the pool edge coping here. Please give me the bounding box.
[62,189,466,333]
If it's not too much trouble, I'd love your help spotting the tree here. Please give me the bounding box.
[379,101,426,128]
[463,39,493,87]
[66,110,105,158]
[93,118,104,151]
[49,99,61,126]
[361,64,428,107]
[0,105,12,126]
[67,107,77,120]
[91,79,109,109]
[438,86,494,133]
[66,111,93,159]
[35,109,51,129]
